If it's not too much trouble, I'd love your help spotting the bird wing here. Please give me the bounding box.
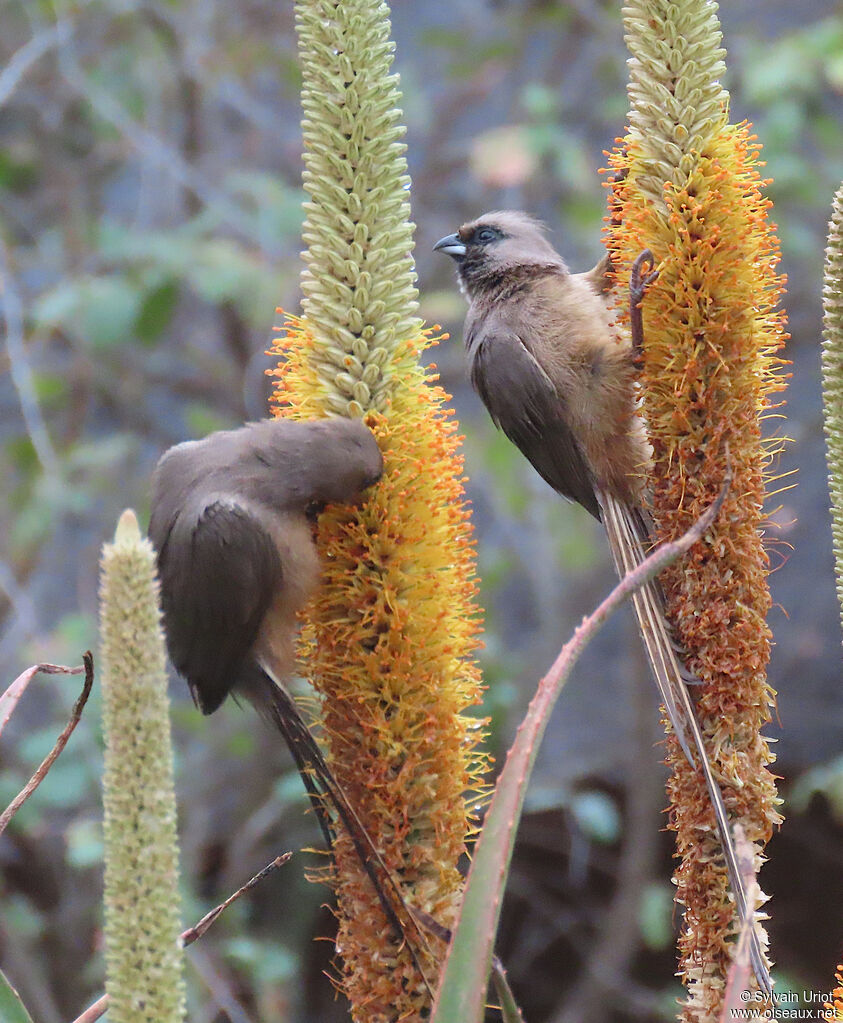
[469,327,601,518]
[156,499,281,714]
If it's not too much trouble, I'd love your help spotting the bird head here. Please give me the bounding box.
[433,210,567,299]
[297,417,384,506]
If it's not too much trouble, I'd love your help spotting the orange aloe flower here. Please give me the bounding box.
[266,2,488,1018]
[607,1,788,1017]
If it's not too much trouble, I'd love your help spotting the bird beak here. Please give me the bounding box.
[433,232,467,261]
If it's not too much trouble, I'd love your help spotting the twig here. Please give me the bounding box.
[141,6,281,137]
[0,22,71,108]
[0,560,39,660]
[187,944,256,1023]
[181,854,291,944]
[0,653,94,834]
[0,659,87,737]
[69,854,291,1023]
[54,21,280,258]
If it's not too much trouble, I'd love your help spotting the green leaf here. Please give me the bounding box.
[520,82,559,119]
[0,148,38,192]
[570,790,621,844]
[33,758,91,807]
[34,276,142,349]
[31,372,67,404]
[742,41,817,102]
[187,239,256,303]
[0,969,35,1023]
[5,436,39,474]
[184,405,235,440]
[491,960,525,1023]
[9,493,53,552]
[66,817,105,868]
[638,883,675,950]
[0,770,24,808]
[224,937,296,985]
[97,220,192,272]
[789,755,843,818]
[135,279,180,345]
[19,726,68,766]
[184,239,278,326]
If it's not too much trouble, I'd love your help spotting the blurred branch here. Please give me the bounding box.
[142,3,283,138]
[184,947,255,1023]
[0,22,71,108]
[52,18,281,259]
[70,854,290,1023]
[0,241,60,476]
[0,652,93,835]
[0,561,39,651]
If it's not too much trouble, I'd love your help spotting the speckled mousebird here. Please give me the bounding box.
[435,210,771,996]
[148,416,383,848]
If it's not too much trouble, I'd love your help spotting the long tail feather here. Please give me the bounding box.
[598,491,772,998]
[239,664,436,992]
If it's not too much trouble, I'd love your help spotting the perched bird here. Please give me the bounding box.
[435,210,771,995]
[149,417,437,977]
[148,416,383,846]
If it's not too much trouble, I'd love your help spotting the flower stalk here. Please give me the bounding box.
[270,2,487,1018]
[608,1,788,1017]
[98,509,185,1023]
[822,181,843,637]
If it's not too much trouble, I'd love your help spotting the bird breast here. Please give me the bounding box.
[252,510,320,680]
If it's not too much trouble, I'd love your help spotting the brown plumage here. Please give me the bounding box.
[148,416,383,845]
[435,210,772,996]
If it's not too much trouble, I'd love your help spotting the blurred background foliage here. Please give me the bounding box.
[1,1,841,1021]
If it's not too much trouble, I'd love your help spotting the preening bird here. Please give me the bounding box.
[148,416,384,847]
[434,210,772,995]
[149,416,439,975]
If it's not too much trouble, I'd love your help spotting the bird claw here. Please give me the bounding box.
[629,248,659,360]
[630,248,659,302]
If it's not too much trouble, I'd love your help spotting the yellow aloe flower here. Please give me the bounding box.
[268,2,488,1018]
[608,1,788,1017]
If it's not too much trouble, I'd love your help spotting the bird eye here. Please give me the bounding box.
[474,226,501,244]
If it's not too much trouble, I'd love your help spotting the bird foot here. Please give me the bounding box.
[629,249,659,362]
[631,248,659,301]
